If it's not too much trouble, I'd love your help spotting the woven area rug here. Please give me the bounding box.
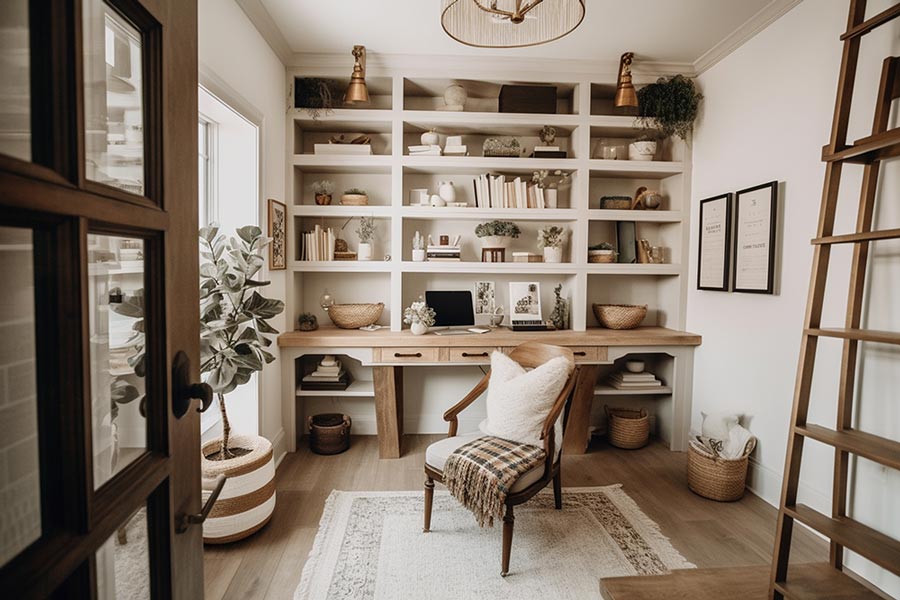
[295,485,693,600]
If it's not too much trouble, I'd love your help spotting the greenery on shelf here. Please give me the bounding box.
[311,180,335,195]
[636,74,703,140]
[344,188,367,196]
[549,284,568,330]
[537,225,566,249]
[588,242,616,252]
[297,312,318,331]
[475,220,521,238]
[356,216,375,243]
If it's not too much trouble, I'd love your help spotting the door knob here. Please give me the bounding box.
[176,474,226,533]
[172,351,213,418]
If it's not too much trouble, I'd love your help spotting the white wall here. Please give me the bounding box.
[688,0,900,594]
[199,0,287,462]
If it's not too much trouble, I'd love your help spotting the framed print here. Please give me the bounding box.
[474,281,495,315]
[509,282,542,323]
[267,198,287,270]
[697,193,732,291]
[616,221,637,264]
[733,181,777,294]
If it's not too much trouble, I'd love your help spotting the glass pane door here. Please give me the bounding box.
[0,1,31,161]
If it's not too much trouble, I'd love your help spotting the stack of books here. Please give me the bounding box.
[532,145,567,158]
[299,225,336,261]
[512,252,543,263]
[472,173,550,209]
[408,144,442,156]
[443,135,468,156]
[427,244,461,262]
[607,370,663,390]
[301,356,351,391]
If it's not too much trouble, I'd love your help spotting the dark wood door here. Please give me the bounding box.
[0,0,203,597]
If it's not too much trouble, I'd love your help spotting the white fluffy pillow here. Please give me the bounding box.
[481,351,573,448]
[701,411,740,441]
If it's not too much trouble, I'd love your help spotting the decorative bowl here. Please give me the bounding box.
[625,359,645,373]
[328,303,384,329]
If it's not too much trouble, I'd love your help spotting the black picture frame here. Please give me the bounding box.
[616,221,637,264]
[733,181,777,294]
[697,193,732,291]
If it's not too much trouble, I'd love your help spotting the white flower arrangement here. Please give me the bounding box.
[403,300,436,327]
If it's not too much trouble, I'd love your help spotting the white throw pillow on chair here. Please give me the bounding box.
[481,351,573,449]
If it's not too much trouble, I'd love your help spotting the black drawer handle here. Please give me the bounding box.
[461,352,489,358]
[394,352,422,358]
[573,351,587,356]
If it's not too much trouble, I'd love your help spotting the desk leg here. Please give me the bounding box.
[374,366,403,458]
[562,365,600,455]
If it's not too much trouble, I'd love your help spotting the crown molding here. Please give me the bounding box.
[692,0,803,75]
[234,0,293,65]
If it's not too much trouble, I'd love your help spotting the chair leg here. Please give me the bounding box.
[553,468,562,510]
[423,476,434,533]
[501,504,514,577]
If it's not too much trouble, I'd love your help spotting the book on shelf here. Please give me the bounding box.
[427,256,462,262]
[443,145,468,156]
[532,149,567,158]
[472,173,546,210]
[512,252,543,263]
[300,225,336,262]
[300,373,352,391]
[408,144,442,156]
[313,144,372,156]
[607,372,663,388]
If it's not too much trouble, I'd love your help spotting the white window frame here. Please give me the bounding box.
[198,114,218,227]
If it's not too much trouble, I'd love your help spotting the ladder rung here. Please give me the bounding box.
[785,504,900,575]
[823,128,900,163]
[796,424,900,470]
[812,228,900,245]
[806,327,900,345]
[841,4,900,40]
[773,562,882,599]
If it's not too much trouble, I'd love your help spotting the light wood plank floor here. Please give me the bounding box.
[203,435,826,600]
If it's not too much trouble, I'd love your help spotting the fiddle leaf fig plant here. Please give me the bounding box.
[199,224,284,460]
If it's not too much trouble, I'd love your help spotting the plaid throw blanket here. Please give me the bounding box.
[443,436,546,527]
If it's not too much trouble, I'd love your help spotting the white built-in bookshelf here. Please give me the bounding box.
[284,70,691,334]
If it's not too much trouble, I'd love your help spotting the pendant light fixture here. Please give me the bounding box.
[441,0,585,48]
[614,52,638,109]
[344,45,369,105]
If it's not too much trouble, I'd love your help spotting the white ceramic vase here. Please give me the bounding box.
[480,235,511,248]
[358,242,373,261]
[430,194,445,207]
[443,84,467,109]
[543,246,563,263]
[420,129,439,146]
[628,141,657,161]
[545,188,558,209]
[438,181,456,204]
[411,322,428,335]
[412,248,426,262]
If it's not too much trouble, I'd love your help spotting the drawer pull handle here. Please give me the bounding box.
[394,352,422,358]
[461,352,489,358]
[573,351,587,357]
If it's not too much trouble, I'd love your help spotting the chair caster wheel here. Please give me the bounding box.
[423,528,430,533]
[500,571,508,577]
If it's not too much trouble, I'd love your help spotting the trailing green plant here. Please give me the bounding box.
[199,224,284,460]
[356,216,375,244]
[588,242,616,252]
[294,78,340,120]
[537,225,566,249]
[475,220,521,238]
[636,74,703,140]
[344,188,367,196]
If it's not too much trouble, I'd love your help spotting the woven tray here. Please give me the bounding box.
[593,304,647,329]
[328,303,384,329]
[606,406,649,449]
[687,438,757,502]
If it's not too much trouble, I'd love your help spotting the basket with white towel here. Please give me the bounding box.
[688,412,757,502]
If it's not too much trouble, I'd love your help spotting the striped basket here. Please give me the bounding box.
[201,434,275,544]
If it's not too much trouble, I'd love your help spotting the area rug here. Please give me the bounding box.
[295,485,693,600]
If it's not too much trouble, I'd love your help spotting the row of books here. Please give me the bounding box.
[299,225,336,262]
[301,356,351,391]
[472,173,551,209]
[607,371,663,390]
[427,244,461,262]
[407,144,468,157]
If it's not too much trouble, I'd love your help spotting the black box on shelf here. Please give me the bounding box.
[499,85,557,114]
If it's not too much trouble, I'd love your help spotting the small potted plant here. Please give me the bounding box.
[356,216,375,261]
[411,231,426,262]
[311,180,335,205]
[475,220,521,248]
[341,188,369,206]
[404,299,436,335]
[538,225,567,263]
[532,169,571,209]
[297,312,318,331]
[628,133,658,161]
[588,242,617,263]
[636,74,703,141]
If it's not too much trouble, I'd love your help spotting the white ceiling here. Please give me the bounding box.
[258,0,782,65]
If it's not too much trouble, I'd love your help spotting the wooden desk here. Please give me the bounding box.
[278,327,701,458]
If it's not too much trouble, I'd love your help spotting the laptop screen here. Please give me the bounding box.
[425,290,475,327]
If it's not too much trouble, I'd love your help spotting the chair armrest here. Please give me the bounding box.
[540,371,577,443]
[442,372,490,437]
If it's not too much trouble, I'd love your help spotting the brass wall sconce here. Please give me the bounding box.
[344,45,369,105]
[614,52,638,109]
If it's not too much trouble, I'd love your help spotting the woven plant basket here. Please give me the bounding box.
[687,438,757,502]
[606,406,650,449]
[593,304,647,329]
[588,251,616,263]
[328,303,384,329]
[308,413,352,455]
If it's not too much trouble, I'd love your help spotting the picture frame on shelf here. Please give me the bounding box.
[697,193,732,291]
[616,221,637,264]
[267,198,287,270]
[474,281,495,316]
[509,282,542,323]
[733,181,777,294]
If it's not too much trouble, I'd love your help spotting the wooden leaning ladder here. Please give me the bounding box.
[769,1,900,598]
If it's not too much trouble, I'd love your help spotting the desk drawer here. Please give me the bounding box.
[376,347,440,363]
[567,346,605,363]
[449,347,498,363]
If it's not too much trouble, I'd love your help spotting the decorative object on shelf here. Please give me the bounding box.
[312,180,335,205]
[593,304,647,330]
[733,181,777,294]
[475,220,521,249]
[489,305,504,328]
[409,188,429,206]
[616,221,637,263]
[549,284,568,330]
[198,224,284,543]
[614,52,638,111]
[438,180,457,204]
[636,74,703,140]
[421,128,440,146]
[267,198,286,270]
[302,356,351,392]
[537,225,567,263]
[588,242,617,263]
[625,359,645,373]
[319,289,334,313]
[606,407,649,449]
[600,195,632,210]
[481,247,506,263]
[474,281,496,316]
[308,413,352,455]
[596,138,625,160]
[329,133,371,145]
[440,235,449,245]
[294,77,339,119]
[440,0,584,48]
[298,312,319,332]
[333,238,356,261]
[533,125,564,157]
[344,45,369,105]
[409,143,442,156]
[403,299,436,335]
[632,186,662,210]
[637,239,653,264]
[539,125,557,146]
[628,134,658,161]
[483,137,522,157]
[430,194,446,207]
[509,281,542,322]
[427,234,461,261]
[511,251,542,263]
[499,84,559,113]
[314,134,372,156]
[444,134,468,156]
[340,188,369,206]
[698,192,732,291]
[532,169,570,208]
[441,84,467,111]
[355,216,375,261]
[328,302,384,329]
[412,231,426,262]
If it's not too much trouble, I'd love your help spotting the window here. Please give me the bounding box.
[198,116,216,227]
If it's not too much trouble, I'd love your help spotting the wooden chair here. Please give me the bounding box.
[423,342,577,576]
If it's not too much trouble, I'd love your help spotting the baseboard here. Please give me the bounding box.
[745,457,831,512]
[270,428,287,468]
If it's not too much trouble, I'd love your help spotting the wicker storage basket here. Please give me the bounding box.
[606,406,650,449]
[328,303,384,329]
[588,250,617,263]
[600,196,632,210]
[687,438,757,502]
[308,413,352,455]
[593,304,648,329]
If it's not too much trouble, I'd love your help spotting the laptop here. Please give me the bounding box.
[508,282,554,331]
[426,290,488,335]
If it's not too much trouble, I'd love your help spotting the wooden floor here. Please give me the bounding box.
[202,435,827,600]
